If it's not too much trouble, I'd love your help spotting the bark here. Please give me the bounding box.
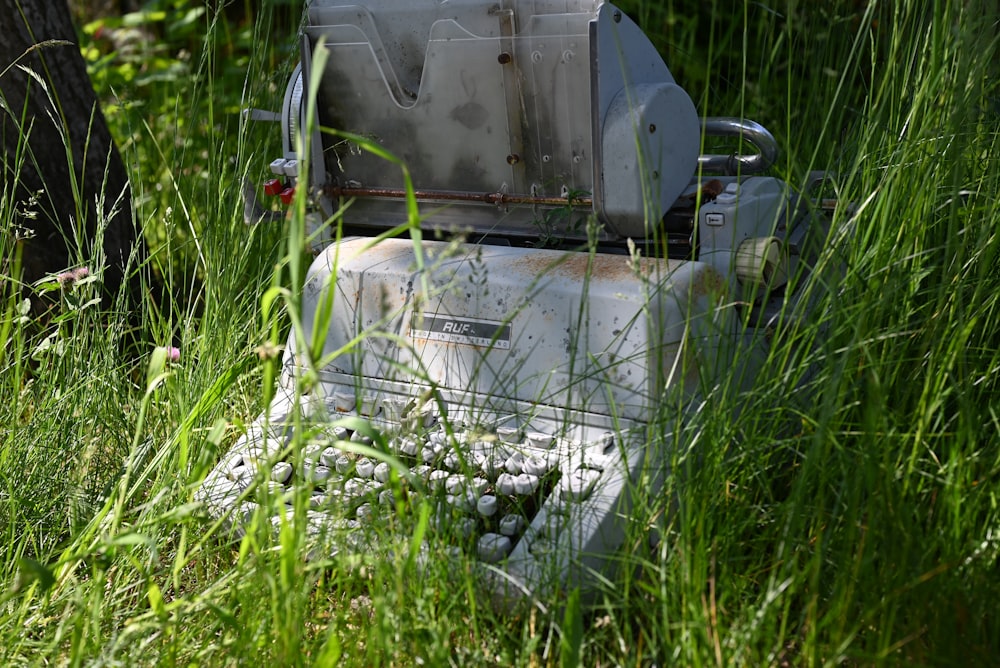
[1,0,142,312]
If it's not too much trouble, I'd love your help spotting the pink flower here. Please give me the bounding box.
[155,346,181,363]
[56,267,90,287]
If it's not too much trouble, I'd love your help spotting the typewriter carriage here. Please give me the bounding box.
[257,0,789,253]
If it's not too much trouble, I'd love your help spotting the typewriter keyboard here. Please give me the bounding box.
[196,377,655,611]
[197,391,624,566]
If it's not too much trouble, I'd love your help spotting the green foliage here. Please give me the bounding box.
[1,0,999,665]
[78,0,304,283]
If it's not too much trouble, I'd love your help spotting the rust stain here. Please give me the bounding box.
[506,249,687,285]
[327,238,727,307]
[686,265,727,301]
[701,179,724,202]
[325,184,591,208]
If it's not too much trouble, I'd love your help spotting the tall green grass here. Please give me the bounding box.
[1,0,998,664]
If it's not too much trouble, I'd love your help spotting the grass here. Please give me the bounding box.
[2,0,999,664]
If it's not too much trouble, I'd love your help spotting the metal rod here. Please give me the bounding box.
[699,117,779,175]
[325,185,593,208]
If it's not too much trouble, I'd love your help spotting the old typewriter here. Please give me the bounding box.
[199,0,829,608]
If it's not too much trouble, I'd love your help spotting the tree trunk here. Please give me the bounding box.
[1,0,142,314]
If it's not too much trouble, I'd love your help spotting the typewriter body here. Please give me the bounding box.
[200,0,828,608]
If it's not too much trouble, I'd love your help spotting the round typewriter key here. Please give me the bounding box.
[320,446,339,467]
[446,493,474,513]
[496,473,516,495]
[470,477,489,495]
[513,473,539,495]
[350,430,373,445]
[334,454,354,474]
[499,514,526,536]
[270,461,293,483]
[355,457,375,478]
[442,452,462,471]
[263,480,285,496]
[477,494,499,517]
[305,464,332,484]
[445,474,465,494]
[480,455,505,480]
[398,437,419,457]
[505,452,525,474]
[456,518,477,539]
[522,455,550,476]
[428,469,449,489]
[478,533,513,563]
[373,462,391,483]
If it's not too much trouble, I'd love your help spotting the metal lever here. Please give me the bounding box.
[243,108,281,122]
[699,117,779,175]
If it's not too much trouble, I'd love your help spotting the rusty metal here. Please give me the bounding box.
[325,184,593,208]
[492,4,527,195]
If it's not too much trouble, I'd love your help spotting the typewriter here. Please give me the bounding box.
[199,0,830,608]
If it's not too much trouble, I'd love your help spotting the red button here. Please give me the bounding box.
[263,179,283,196]
[279,187,295,204]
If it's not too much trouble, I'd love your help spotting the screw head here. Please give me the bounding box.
[613,9,622,22]
[498,52,512,64]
